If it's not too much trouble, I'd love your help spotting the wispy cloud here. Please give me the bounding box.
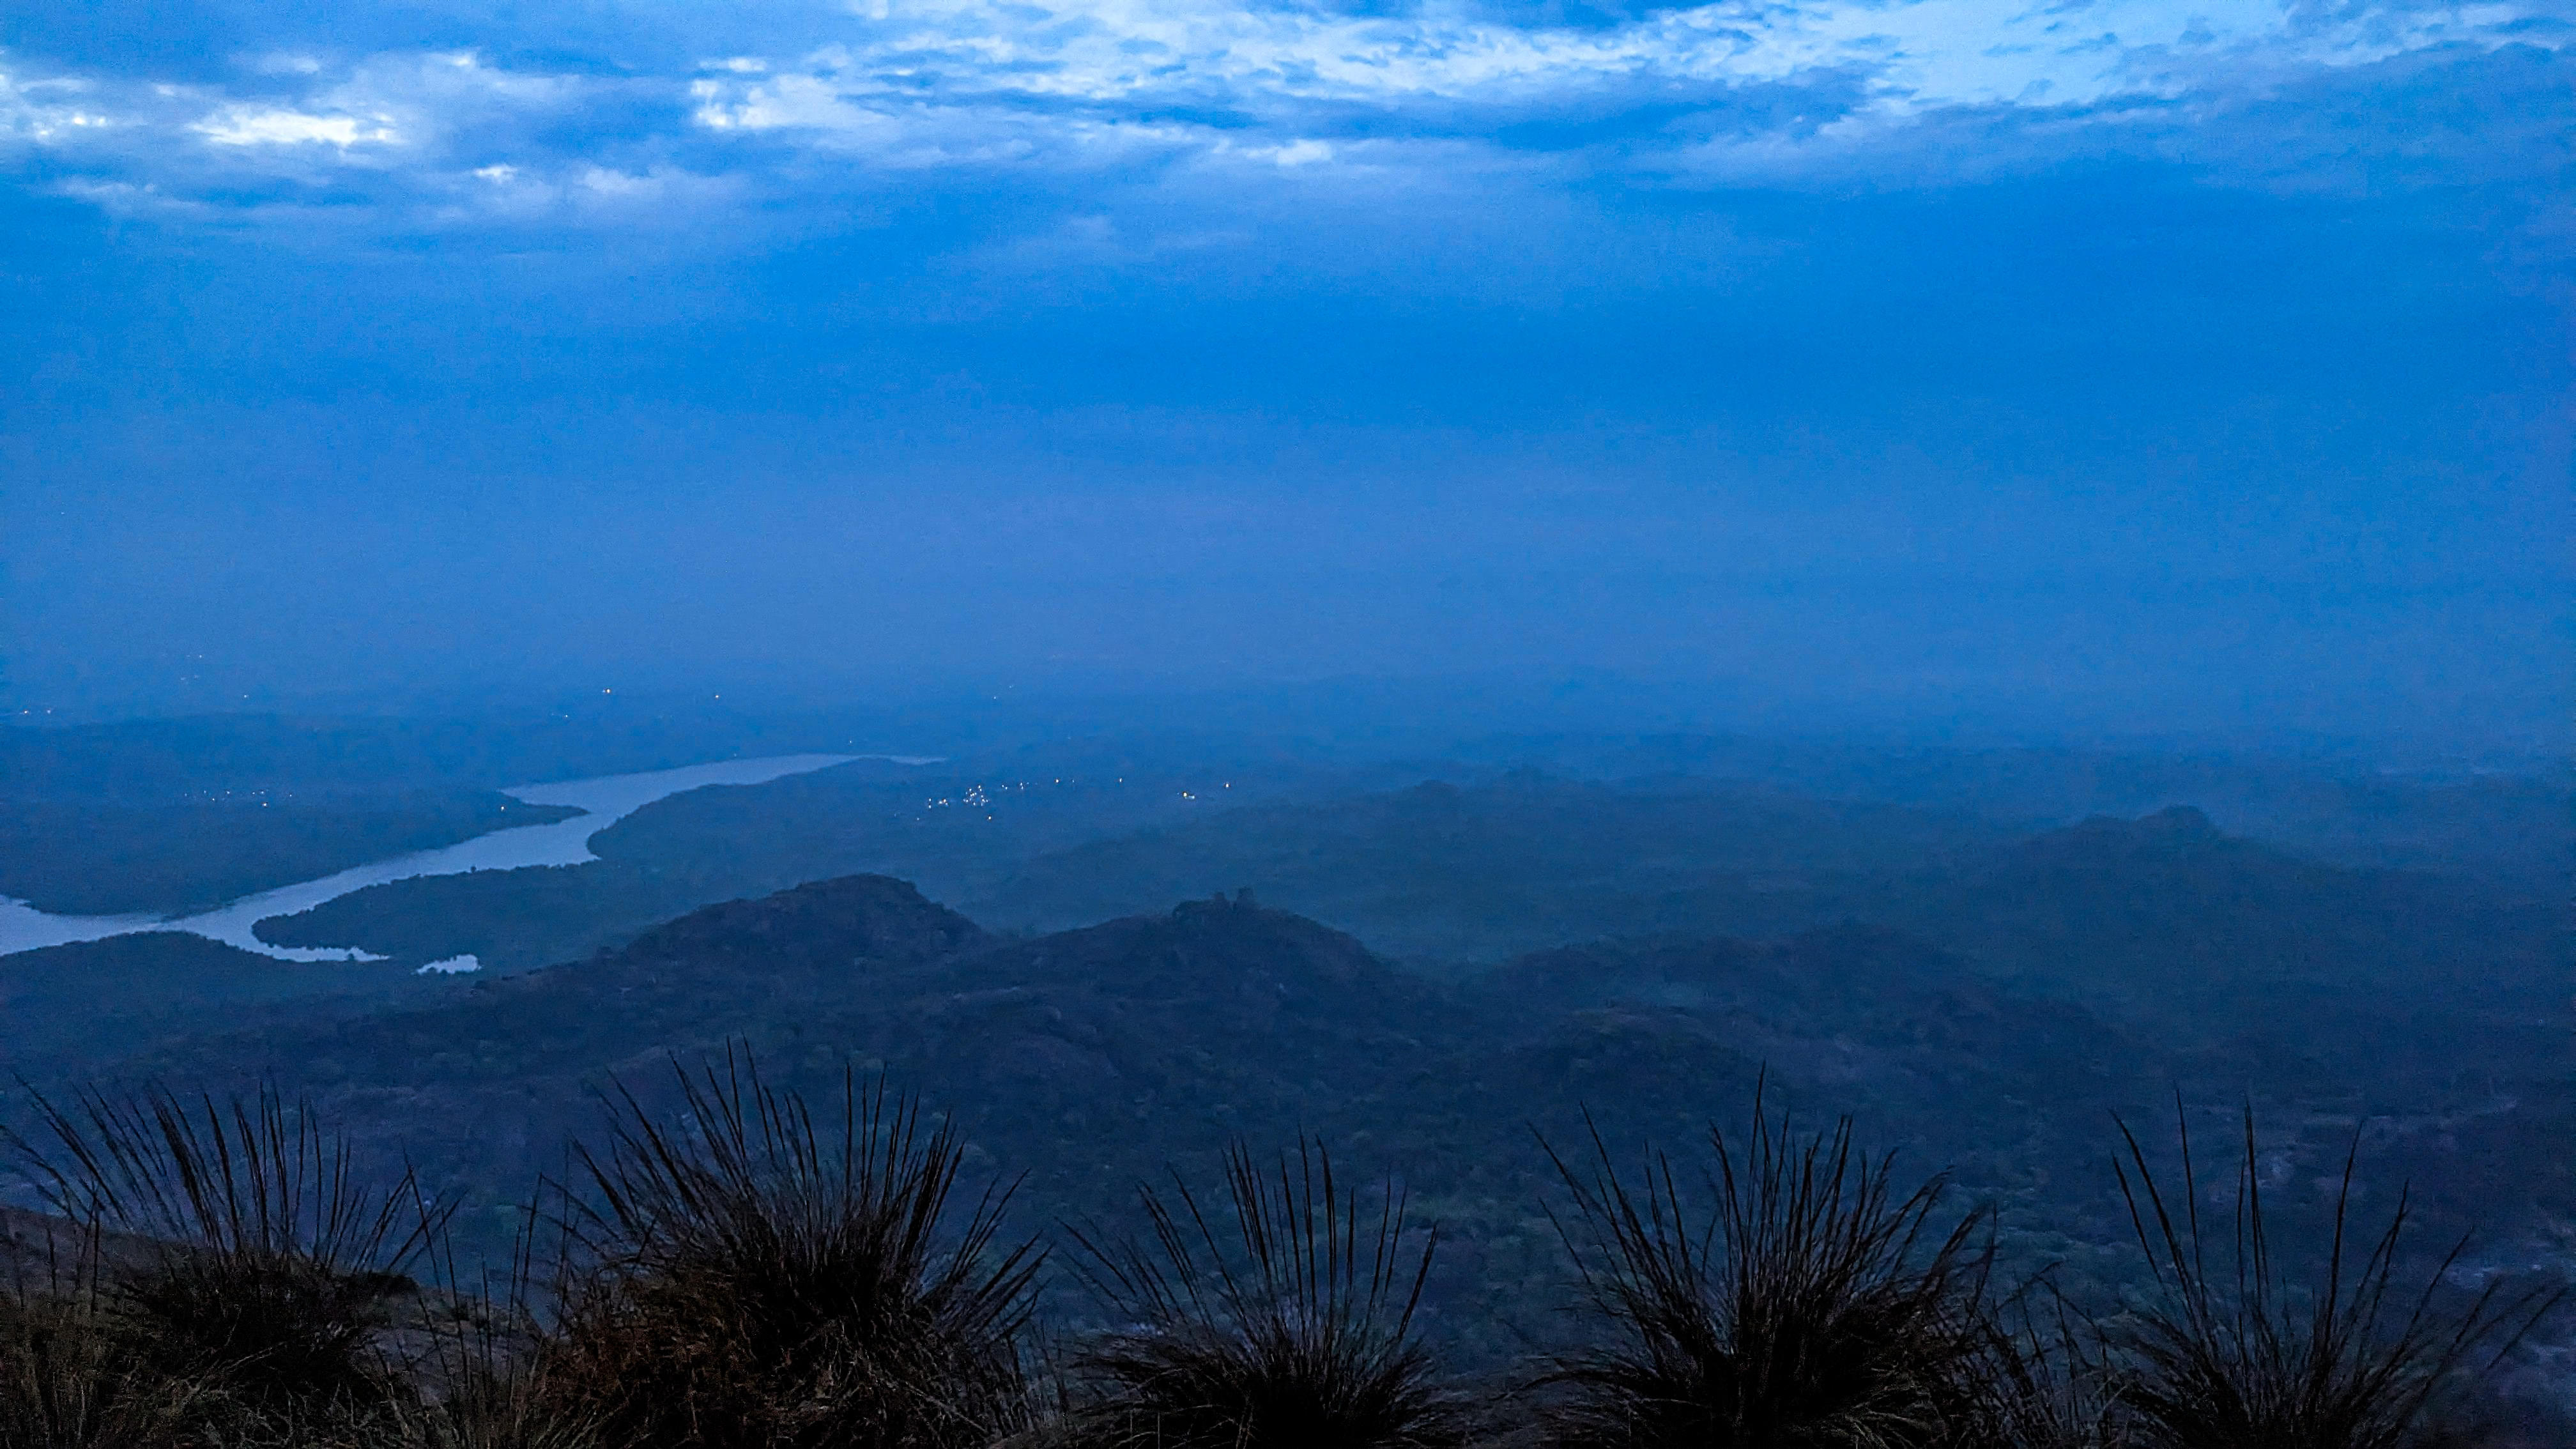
[195,106,399,148]
[1,68,126,144]
[0,0,2564,238]
[690,0,2542,118]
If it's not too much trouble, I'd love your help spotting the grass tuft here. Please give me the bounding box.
[5,1083,443,1434]
[1533,1092,1993,1448]
[1062,1137,1466,1449]
[1951,1276,2133,1449]
[2107,1102,2566,1449]
[3,1239,228,1449]
[542,1048,1042,1449]
[380,1326,602,1449]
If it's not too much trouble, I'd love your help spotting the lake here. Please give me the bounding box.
[0,753,914,962]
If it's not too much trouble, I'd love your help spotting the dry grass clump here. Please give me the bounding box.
[4,1068,2563,1449]
[1531,1099,1994,1449]
[4,1085,442,1444]
[369,1296,604,1449]
[1947,1280,2134,1449]
[539,1053,1042,1449]
[2,1257,226,1449]
[1059,1138,1467,1449]
[2104,1105,2566,1449]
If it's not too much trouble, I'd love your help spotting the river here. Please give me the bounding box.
[0,753,920,962]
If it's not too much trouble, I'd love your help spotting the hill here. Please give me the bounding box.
[1905,806,2567,1039]
[13,787,2566,1374]
[0,933,431,1085]
[52,870,2497,1369]
[961,774,2009,960]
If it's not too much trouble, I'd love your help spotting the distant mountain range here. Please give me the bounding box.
[14,797,2561,1370]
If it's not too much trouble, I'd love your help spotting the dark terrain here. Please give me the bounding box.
[2,723,2567,1397]
[27,863,2572,1377]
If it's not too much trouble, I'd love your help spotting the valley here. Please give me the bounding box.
[3,722,2565,1412]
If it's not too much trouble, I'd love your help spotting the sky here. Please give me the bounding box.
[0,0,2568,755]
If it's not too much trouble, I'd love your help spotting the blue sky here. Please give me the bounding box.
[1,0,2568,753]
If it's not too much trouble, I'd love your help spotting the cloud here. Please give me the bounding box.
[0,66,124,144]
[0,0,2563,245]
[195,105,398,148]
[669,0,2555,125]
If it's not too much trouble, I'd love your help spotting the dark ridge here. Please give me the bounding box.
[1921,806,2565,1029]
[28,886,1476,1308]
[1472,929,2135,1140]
[0,933,424,1086]
[603,873,993,975]
[1494,925,1955,1019]
[957,889,1393,1000]
[29,861,2564,1411]
[2004,804,2239,868]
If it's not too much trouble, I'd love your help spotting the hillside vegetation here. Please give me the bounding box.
[4,740,2566,1443]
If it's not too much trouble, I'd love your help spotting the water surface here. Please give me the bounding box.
[0,753,906,962]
